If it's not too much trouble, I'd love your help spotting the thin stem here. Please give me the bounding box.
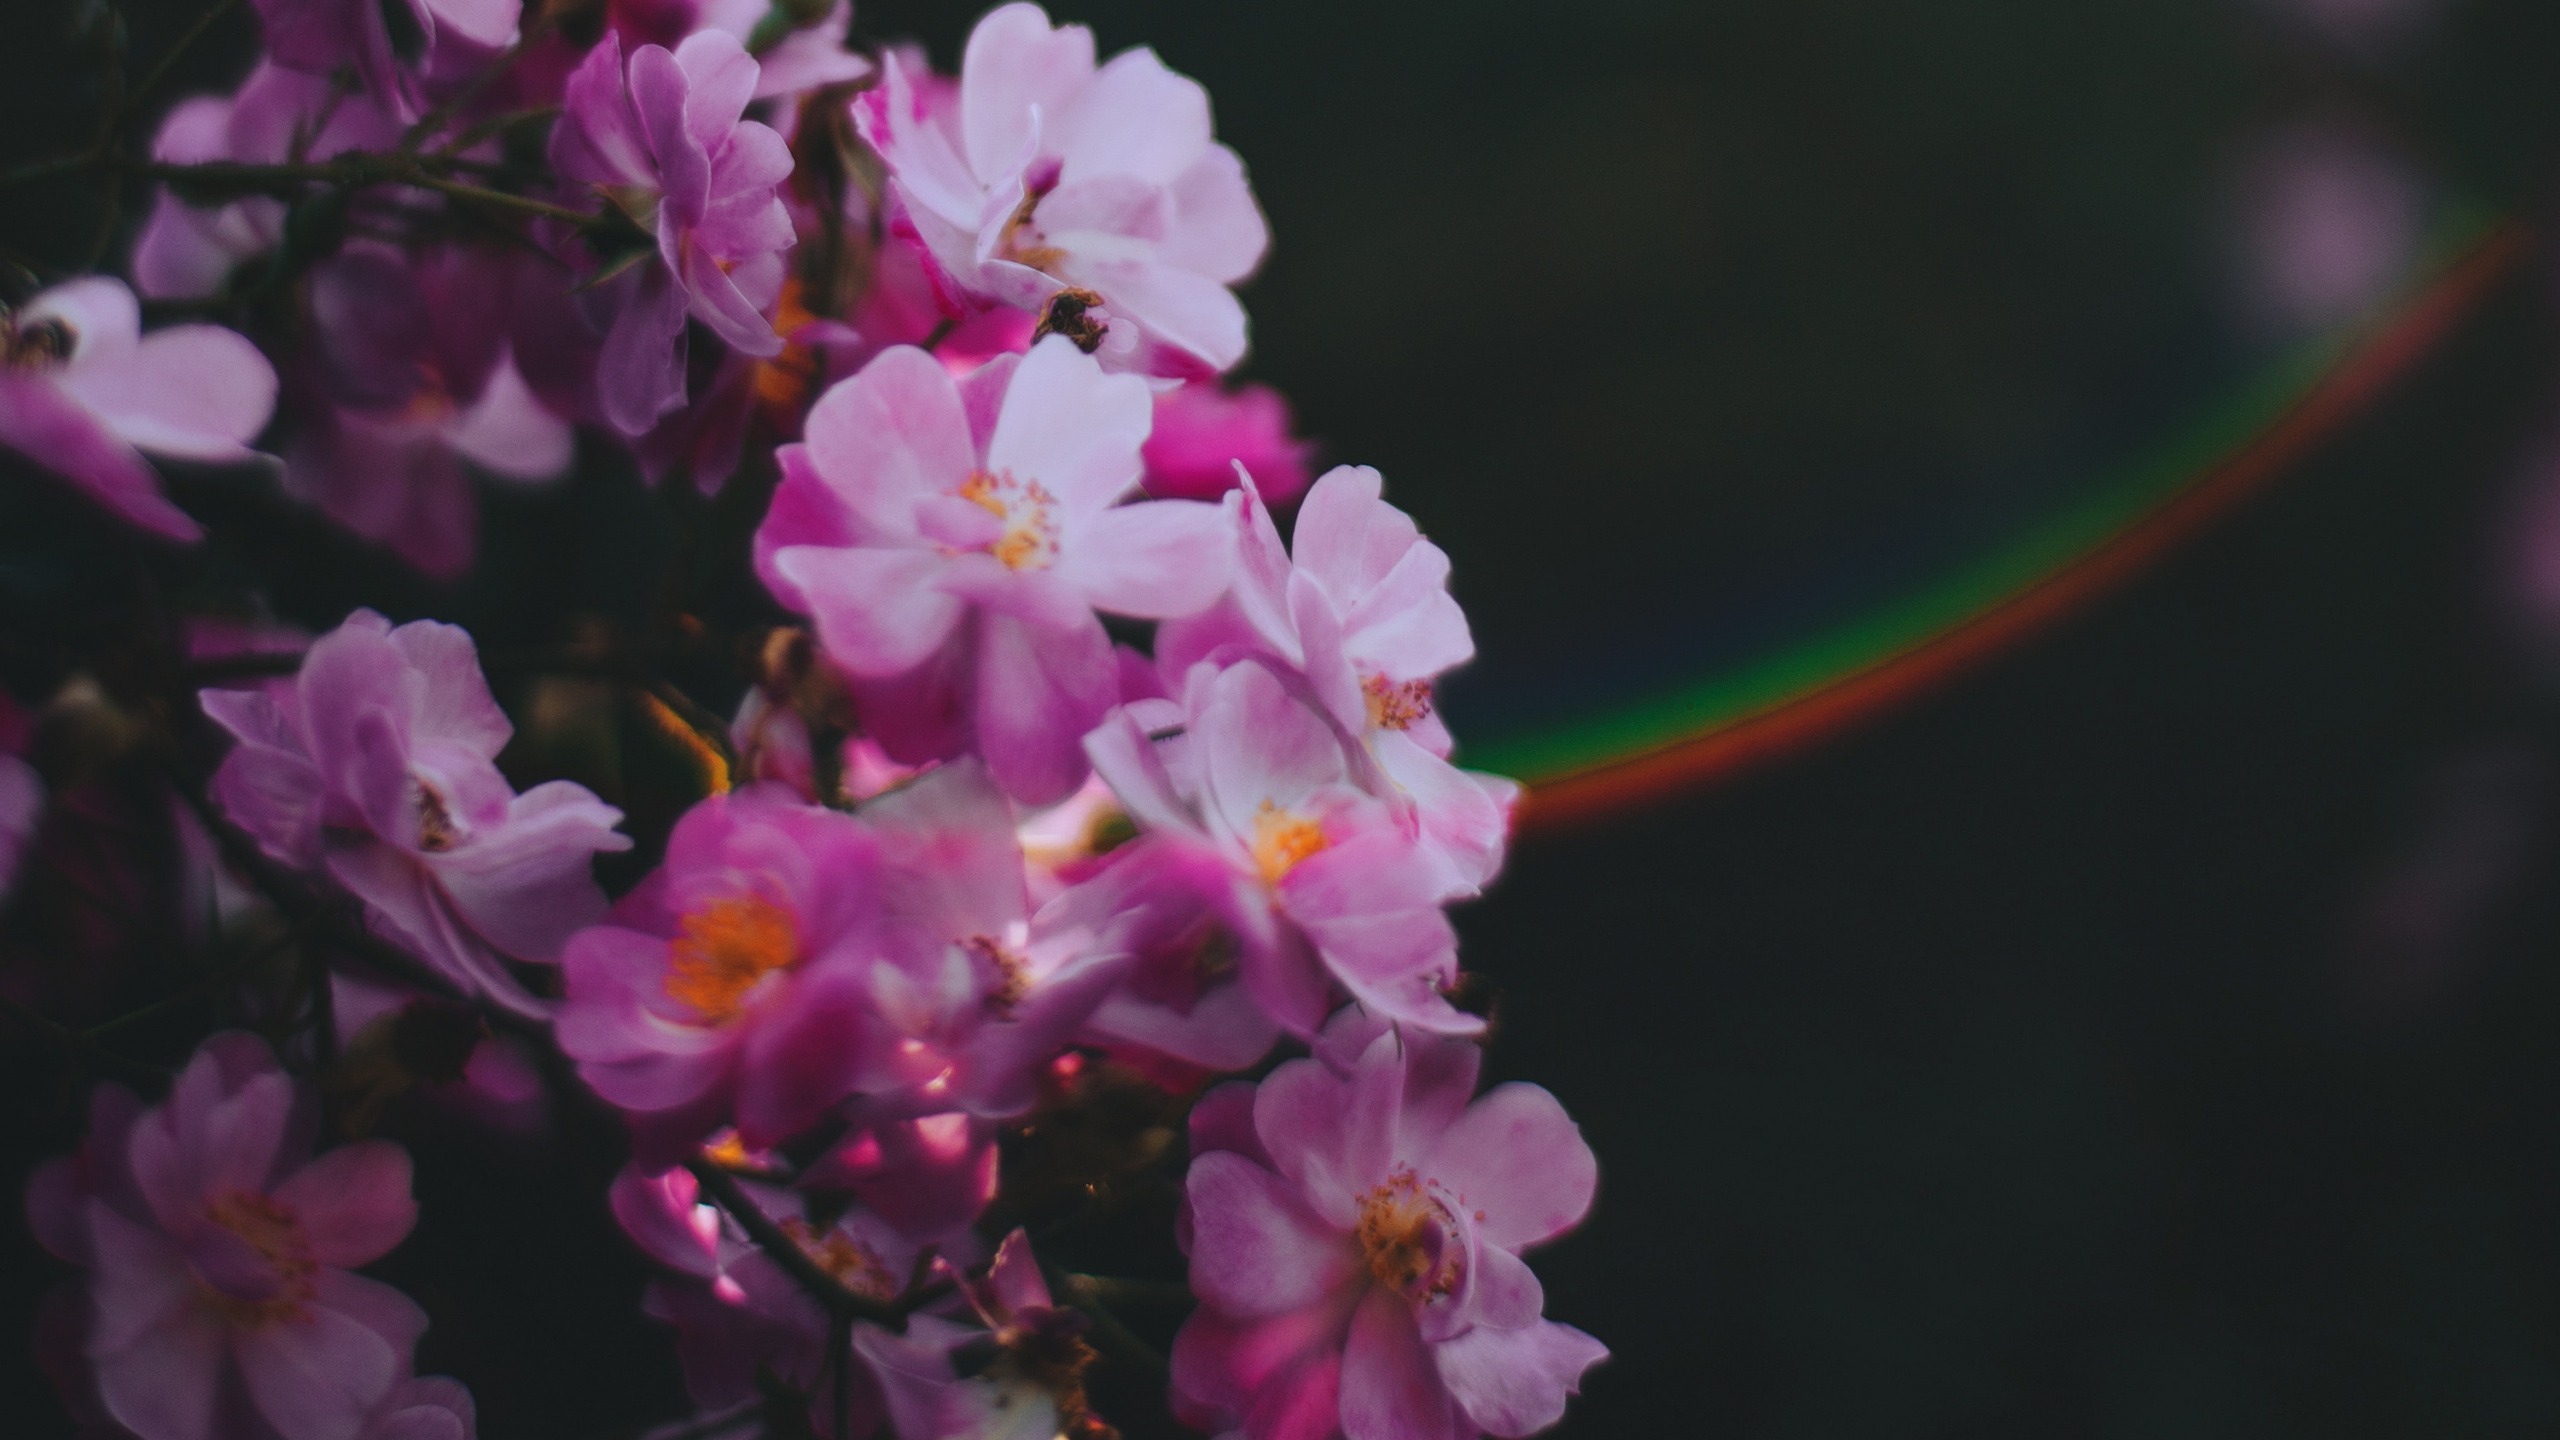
[410,173,599,226]
[1051,1268,1170,1376]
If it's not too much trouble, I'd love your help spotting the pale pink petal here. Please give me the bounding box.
[442,351,572,482]
[974,609,1116,805]
[1431,1320,1607,1439]
[235,1293,402,1440]
[959,3,1093,183]
[426,780,628,962]
[1339,1285,1462,1440]
[91,1300,225,1440]
[1051,47,1211,187]
[1062,499,1231,618]
[777,545,967,675]
[1185,1152,1356,1317]
[23,278,141,365]
[1422,1084,1595,1252]
[1160,147,1269,285]
[982,335,1151,517]
[61,325,276,461]
[801,346,974,537]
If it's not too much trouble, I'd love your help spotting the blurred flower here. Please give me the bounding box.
[551,31,797,434]
[1174,1010,1604,1440]
[26,1033,428,1440]
[253,0,519,120]
[853,1,1269,377]
[2230,119,2425,337]
[200,610,630,1015]
[757,336,1232,804]
[1142,381,1315,506]
[854,1229,1113,1440]
[134,64,405,301]
[0,277,276,541]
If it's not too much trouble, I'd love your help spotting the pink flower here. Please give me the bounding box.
[1162,466,1515,899]
[1083,656,1478,1039]
[852,2,1269,378]
[558,785,887,1154]
[0,277,275,542]
[756,336,1232,804]
[1143,382,1315,506]
[550,30,797,434]
[1174,1011,1605,1440]
[853,1229,1114,1440]
[133,64,403,301]
[200,610,631,1015]
[252,0,519,120]
[25,1033,430,1440]
[283,245,574,578]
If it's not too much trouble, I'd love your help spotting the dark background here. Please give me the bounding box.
[11,0,2560,1435]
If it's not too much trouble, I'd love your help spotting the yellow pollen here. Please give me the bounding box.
[1361,674,1434,732]
[998,189,1069,273]
[202,1189,319,1327]
[1354,1169,1461,1299]
[663,897,799,1024]
[955,470,1060,571]
[416,783,457,852]
[2,314,73,370]
[780,1217,898,1302]
[1251,801,1329,886]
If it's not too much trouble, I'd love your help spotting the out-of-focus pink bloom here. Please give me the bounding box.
[135,65,404,301]
[756,336,1232,804]
[1084,657,1478,1039]
[332,972,552,1139]
[550,31,796,434]
[0,277,275,541]
[361,1377,478,1440]
[690,0,871,100]
[253,0,519,119]
[2230,120,2424,338]
[852,2,1269,378]
[1174,1011,1605,1440]
[614,1163,914,1436]
[801,1109,999,1249]
[200,610,630,1015]
[1143,382,1314,506]
[559,786,886,1154]
[854,1229,1113,1440]
[1163,466,1515,898]
[26,1034,429,1440]
[0,691,39,905]
[285,246,574,578]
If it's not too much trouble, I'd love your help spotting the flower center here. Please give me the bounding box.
[1361,674,1434,732]
[1,313,72,371]
[1354,1168,1462,1301]
[1250,801,1328,886]
[997,188,1069,275]
[202,1188,319,1327]
[964,934,1034,1017]
[780,1216,898,1302]
[663,896,800,1024]
[956,470,1061,571]
[416,780,458,852]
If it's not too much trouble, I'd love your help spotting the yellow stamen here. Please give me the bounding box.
[1251,801,1329,886]
[663,896,799,1024]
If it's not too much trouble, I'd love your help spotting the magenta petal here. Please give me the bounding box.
[1185,1152,1355,1317]
[776,545,965,675]
[272,1142,415,1267]
[733,969,869,1147]
[0,375,200,541]
[1422,1084,1595,1253]
[1339,1285,1461,1440]
[235,1295,402,1440]
[973,610,1115,806]
[85,1201,195,1353]
[1431,1320,1607,1439]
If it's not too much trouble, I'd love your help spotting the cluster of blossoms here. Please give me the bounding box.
[5,3,1601,1439]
